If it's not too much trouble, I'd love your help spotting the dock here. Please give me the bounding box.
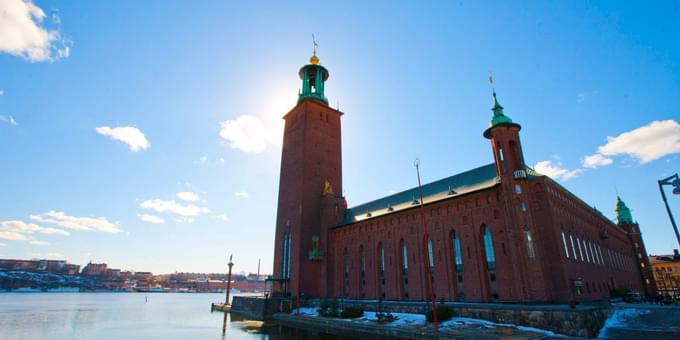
[211,303,232,312]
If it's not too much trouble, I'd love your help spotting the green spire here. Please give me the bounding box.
[489,90,513,127]
[615,196,634,224]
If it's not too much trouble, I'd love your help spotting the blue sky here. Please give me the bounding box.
[1,1,679,274]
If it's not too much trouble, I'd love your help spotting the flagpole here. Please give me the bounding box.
[415,158,438,336]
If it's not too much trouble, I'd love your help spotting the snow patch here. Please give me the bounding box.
[598,308,652,338]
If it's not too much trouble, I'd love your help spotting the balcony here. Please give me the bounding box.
[513,170,527,179]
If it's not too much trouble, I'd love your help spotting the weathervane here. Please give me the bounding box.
[312,34,318,56]
[488,72,495,92]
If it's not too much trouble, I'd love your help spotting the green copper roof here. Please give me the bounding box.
[615,196,634,224]
[298,63,329,105]
[339,163,500,226]
[489,91,513,126]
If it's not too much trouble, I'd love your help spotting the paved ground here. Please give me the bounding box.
[598,304,680,339]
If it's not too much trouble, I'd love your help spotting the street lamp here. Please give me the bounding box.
[658,174,680,249]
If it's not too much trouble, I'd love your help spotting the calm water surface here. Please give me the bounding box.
[0,293,356,340]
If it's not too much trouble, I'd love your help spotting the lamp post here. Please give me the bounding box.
[658,174,680,249]
[225,254,234,306]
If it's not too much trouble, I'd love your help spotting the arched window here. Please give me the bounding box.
[451,231,465,300]
[452,232,463,272]
[378,242,385,298]
[400,239,409,298]
[525,229,536,259]
[343,247,350,295]
[281,232,291,279]
[482,226,496,270]
[427,239,435,268]
[360,245,366,297]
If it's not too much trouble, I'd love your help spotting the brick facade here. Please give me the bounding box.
[271,57,655,303]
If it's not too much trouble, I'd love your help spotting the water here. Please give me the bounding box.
[0,293,357,340]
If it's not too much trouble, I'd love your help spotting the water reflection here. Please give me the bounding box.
[0,293,361,340]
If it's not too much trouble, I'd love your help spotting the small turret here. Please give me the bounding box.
[483,88,526,177]
[298,49,329,105]
[615,196,634,225]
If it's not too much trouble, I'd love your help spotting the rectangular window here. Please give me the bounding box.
[577,237,584,261]
[582,239,590,263]
[588,242,597,265]
[570,234,578,260]
[561,232,570,259]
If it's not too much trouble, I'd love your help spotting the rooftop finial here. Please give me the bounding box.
[310,34,319,64]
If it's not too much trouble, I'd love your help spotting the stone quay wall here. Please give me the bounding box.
[231,296,293,320]
[300,298,611,338]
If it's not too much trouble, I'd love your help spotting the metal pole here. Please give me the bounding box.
[658,178,680,249]
[415,158,438,336]
[225,254,234,306]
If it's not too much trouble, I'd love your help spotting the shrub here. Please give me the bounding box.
[317,298,339,317]
[426,305,455,323]
[340,307,364,319]
[610,287,630,298]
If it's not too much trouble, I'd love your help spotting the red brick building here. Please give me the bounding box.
[271,53,656,303]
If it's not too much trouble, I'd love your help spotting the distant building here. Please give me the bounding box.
[0,258,79,275]
[65,264,81,275]
[650,250,680,298]
[271,52,657,303]
[106,269,121,277]
[82,262,108,276]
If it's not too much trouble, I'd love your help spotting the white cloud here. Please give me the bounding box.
[0,0,70,62]
[30,211,122,233]
[176,191,199,202]
[0,242,6,246]
[45,252,65,259]
[234,191,249,199]
[218,158,225,164]
[0,115,18,126]
[0,220,69,235]
[139,199,210,217]
[219,115,279,153]
[137,214,165,224]
[215,214,230,222]
[0,89,4,95]
[582,154,613,168]
[534,160,581,181]
[0,231,28,241]
[29,240,49,246]
[583,120,680,168]
[95,126,150,152]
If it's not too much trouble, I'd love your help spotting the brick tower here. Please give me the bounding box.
[616,197,658,298]
[271,51,345,298]
[483,90,549,301]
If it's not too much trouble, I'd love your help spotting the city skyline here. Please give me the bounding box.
[1,0,680,274]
